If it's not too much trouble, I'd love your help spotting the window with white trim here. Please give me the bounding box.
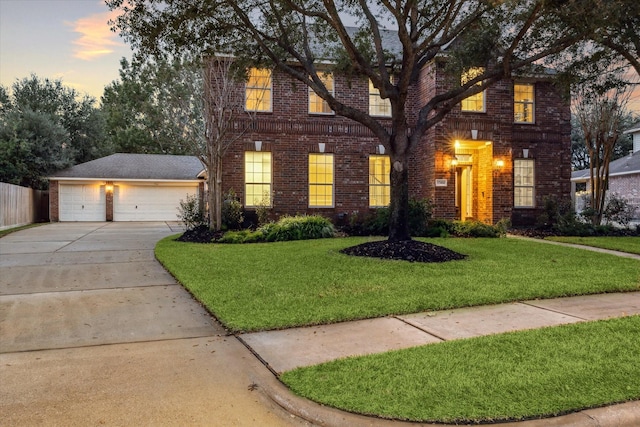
[514,159,535,207]
[369,155,390,207]
[369,79,392,117]
[245,68,272,112]
[309,153,334,207]
[514,83,535,123]
[309,72,334,115]
[461,67,486,112]
[245,151,272,207]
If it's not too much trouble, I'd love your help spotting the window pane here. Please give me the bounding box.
[514,83,534,123]
[309,154,334,207]
[514,159,535,207]
[369,155,390,207]
[309,73,334,114]
[369,79,392,117]
[461,67,485,112]
[245,151,272,207]
[246,68,272,112]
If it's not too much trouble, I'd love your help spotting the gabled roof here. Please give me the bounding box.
[572,150,640,180]
[624,121,640,134]
[50,153,205,181]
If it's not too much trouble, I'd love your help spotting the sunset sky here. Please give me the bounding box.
[0,0,638,113]
[0,0,131,101]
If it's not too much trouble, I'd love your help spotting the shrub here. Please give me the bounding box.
[536,195,577,231]
[603,193,636,227]
[222,190,244,230]
[263,215,336,242]
[177,194,207,230]
[345,198,433,237]
[255,191,272,227]
[451,220,504,238]
[218,229,264,244]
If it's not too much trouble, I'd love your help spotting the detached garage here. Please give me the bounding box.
[50,154,205,222]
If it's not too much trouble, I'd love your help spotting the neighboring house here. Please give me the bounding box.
[571,123,640,221]
[49,153,205,222]
[215,45,571,227]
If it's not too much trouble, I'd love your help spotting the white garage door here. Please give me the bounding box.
[59,184,106,221]
[114,184,198,221]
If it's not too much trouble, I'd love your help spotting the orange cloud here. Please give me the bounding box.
[70,9,123,61]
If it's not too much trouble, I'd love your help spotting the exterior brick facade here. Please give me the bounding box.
[219,62,571,227]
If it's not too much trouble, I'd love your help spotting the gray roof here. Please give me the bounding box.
[51,153,205,180]
[624,121,640,134]
[572,150,640,180]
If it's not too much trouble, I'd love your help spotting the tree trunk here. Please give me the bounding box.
[387,127,411,242]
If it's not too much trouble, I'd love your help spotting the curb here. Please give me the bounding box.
[251,362,640,427]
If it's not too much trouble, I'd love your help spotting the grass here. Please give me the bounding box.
[281,316,640,423]
[0,223,44,238]
[155,236,640,332]
[546,236,640,255]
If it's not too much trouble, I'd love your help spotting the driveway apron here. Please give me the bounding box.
[0,222,306,426]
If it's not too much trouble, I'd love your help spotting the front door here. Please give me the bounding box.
[455,166,473,221]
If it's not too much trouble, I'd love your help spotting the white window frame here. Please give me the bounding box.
[245,68,272,112]
[460,67,486,113]
[309,72,335,115]
[369,79,392,117]
[514,83,535,124]
[244,151,272,207]
[514,159,535,208]
[308,153,334,208]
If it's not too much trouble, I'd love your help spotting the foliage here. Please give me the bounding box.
[254,191,272,226]
[0,75,110,189]
[344,198,433,237]
[221,190,244,230]
[109,0,599,241]
[155,236,640,332]
[219,214,336,243]
[601,193,636,227]
[450,220,507,238]
[176,194,207,230]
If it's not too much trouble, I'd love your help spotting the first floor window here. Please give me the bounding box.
[309,153,334,207]
[245,151,272,207]
[514,159,535,207]
[369,155,390,207]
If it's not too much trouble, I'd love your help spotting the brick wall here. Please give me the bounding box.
[49,180,59,222]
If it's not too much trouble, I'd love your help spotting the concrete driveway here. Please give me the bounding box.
[0,222,309,426]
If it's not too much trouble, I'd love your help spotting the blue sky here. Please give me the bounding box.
[0,0,132,101]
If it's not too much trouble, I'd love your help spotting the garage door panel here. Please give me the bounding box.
[59,184,106,222]
[114,185,197,221]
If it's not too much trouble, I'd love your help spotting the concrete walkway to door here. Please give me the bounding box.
[0,222,309,426]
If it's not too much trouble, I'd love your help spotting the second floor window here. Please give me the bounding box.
[309,153,334,207]
[514,83,535,123]
[309,72,334,115]
[245,151,272,207]
[369,79,392,117]
[245,68,272,112]
[461,67,485,112]
[369,155,390,207]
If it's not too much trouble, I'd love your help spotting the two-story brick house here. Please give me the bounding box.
[217,49,571,227]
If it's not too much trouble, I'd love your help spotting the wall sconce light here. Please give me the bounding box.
[451,156,459,167]
[378,144,385,155]
[495,159,505,168]
[471,129,478,140]
[318,142,325,153]
[523,148,529,158]
[254,140,262,151]
[105,184,114,193]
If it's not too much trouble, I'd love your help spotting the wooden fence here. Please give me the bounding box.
[0,182,49,230]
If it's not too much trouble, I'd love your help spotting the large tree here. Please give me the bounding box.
[110,0,596,241]
[0,75,109,189]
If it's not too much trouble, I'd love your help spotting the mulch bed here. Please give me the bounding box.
[339,239,467,263]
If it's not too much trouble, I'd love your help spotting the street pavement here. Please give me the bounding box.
[1,223,639,427]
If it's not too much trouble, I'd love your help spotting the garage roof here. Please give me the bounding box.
[51,153,205,180]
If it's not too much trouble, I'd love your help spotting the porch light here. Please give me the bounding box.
[105,184,114,193]
[495,159,505,168]
[451,156,459,166]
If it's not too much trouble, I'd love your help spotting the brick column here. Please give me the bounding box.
[49,180,59,222]
[106,181,114,221]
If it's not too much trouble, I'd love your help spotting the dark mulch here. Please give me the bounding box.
[176,225,223,243]
[340,239,467,263]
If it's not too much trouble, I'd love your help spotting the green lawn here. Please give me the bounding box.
[0,223,43,238]
[546,236,640,255]
[281,316,640,423]
[155,236,640,332]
